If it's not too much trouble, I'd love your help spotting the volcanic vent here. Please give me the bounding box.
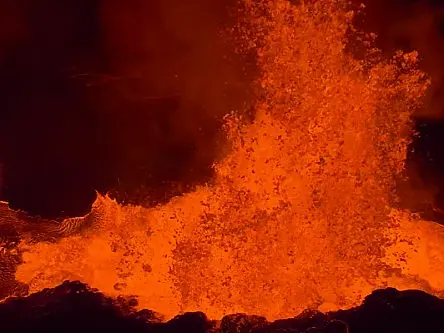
[1,0,444,327]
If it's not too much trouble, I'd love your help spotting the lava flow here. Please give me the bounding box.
[6,0,444,321]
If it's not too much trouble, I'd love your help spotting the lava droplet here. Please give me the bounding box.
[8,0,444,321]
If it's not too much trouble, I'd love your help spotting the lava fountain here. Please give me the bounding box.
[10,0,444,321]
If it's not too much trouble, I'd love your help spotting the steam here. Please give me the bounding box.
[96,0,256,205]
[100,0,252,130]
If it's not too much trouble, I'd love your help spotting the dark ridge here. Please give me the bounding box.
[0,281,161,333]
[1,281,444,332]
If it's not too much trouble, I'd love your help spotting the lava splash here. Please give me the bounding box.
[5,0,444,321]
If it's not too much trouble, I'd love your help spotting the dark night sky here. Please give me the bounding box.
[0,0,444,220]
[0,0,248,219]
[355,0,444,221]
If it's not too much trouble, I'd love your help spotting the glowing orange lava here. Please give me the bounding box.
[10,0,444,321]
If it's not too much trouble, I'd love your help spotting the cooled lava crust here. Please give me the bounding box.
[0,280,443,333]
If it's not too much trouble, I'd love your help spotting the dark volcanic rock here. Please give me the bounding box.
[221,313,268,332]
[1,281,444,333]
[0,281,158,333]
[331,288,444,333]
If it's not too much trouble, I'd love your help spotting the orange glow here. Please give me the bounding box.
[10,0,444,321]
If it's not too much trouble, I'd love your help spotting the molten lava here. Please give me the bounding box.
[7,0,444,321]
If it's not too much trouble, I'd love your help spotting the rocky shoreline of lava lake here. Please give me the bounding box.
[0,280,442,333]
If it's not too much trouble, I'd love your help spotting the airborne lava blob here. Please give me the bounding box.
[11,0,444,321]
